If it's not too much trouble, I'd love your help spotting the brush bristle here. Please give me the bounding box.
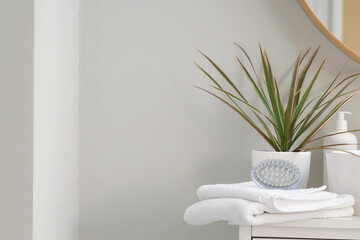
[251,159,302,189]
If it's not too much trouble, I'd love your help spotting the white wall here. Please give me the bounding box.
[0,1,33,239]
[33,0,79,239]
[79,0,360,239]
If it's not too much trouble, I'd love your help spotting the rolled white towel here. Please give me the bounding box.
[197,182,348,213]
[184,195,355,226]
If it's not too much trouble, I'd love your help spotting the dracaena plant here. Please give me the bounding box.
[195,43,360,152]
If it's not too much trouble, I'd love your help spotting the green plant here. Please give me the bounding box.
[195,43,360,152]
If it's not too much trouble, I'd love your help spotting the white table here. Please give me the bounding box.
[239,217,360,240]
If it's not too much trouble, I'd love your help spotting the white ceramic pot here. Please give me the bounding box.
[252,150,311,188]
[325,150,360,215]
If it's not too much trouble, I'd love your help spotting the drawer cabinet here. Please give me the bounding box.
[255,239,318,240]
[238,217,360,240]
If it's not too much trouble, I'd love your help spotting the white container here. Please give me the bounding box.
[325,150,360,215]
[252,150,311,188]
[323,111,357,184]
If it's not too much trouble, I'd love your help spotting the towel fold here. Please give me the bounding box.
[184,197,354,226]
[197,182,345,213]
[184,181,355,226]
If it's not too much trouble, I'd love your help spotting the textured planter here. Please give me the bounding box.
[252,150,311,189]
[325,150,360,215]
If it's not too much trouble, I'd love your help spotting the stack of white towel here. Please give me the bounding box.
[184,182,355,226]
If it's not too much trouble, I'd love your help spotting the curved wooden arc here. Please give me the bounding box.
[298,0,360,64]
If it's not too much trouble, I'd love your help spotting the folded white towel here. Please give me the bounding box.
[184,196,355,226]
[197,182,345,213]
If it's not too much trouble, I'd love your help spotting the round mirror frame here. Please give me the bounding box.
[298,0,360,64]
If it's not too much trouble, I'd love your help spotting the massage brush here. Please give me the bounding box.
[251,159,302,189]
